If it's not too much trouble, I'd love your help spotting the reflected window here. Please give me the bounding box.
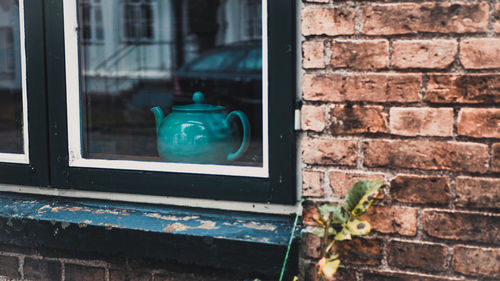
[0,28,14,75]
[80,0,104,44]
[242,0,262,40]
[121,0,155,43]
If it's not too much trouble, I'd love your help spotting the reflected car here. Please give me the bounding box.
[173,40,263,136]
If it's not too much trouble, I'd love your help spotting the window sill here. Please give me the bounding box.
[0,192,299,277]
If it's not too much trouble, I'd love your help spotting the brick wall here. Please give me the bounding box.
[0,244,266,281]
[300,0,500,280]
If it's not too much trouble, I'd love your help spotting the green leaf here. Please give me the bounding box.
[347,218,371,236]
[344,179,382,216]
[334,227,352,241]
[318,257,340,279]
[317,204,348,224]
[310,226,337,238]
[327,226,337,236]
[310,228,325,238]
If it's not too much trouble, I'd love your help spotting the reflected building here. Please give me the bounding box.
[0,0,23,154]
[0,0,21,93]
[80,0,262,96]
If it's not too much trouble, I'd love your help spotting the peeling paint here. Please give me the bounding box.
[197,220,218,230]
[78,220,92,228]
[61,221,70,229]
[145,213,199,221]
[164,222,189,232]
[241,222,277,231]
[50,207,64,213]
[0,193,296,246]
[39,205,51,211]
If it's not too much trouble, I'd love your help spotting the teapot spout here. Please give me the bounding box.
[151,106,165,134]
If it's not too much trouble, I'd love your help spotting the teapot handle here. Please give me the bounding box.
[225,110,250,161]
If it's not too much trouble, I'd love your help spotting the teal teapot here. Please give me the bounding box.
[151,92,250,164]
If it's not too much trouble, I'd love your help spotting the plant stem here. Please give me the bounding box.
[321,220,329,257]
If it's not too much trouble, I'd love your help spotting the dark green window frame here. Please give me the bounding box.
[1,0,297,205]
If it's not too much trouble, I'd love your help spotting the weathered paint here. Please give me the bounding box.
[0,193,294,245]
[0,192,299,277]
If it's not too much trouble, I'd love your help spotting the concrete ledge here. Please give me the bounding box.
[0,192,298,277]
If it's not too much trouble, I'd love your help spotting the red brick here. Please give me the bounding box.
[334,238,383,266]
[392,40,457,69]
[388,241,448,272]
[495,3,500,33]
[390,175,450,205]
[457,108,500,138]
[330,39,389,69]
[303,41,325,69]
[301,137,358,166]
[109,269,152,281]
[301,105,326,132]
[24,258,61,281]
[65,264,106,281]
[305,0,329,2]
[426,73,500,104]
[453,245,500,278]
[302,201,320,226]
[302,7,355,36]
[456,177,500,209]
[329,171,384,198]
[302,169,325,197]
[330,105,387,135]
[0,255,20,279]
[363,139,489,173]
[302,74,421,103]
[493,143,500,172]
[461,38,500,69]
[362,206,418,236]
[303,232,322,259]
[362,2,489,35]
[363,271,463,281]
[422,210,500,244]
[154,272,236,281]
[390,107,454,137]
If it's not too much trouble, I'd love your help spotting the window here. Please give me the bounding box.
[242,0,262,40]
[0,0,48,185]
[121,0,155,43]
[0,28,15,75]
[80,0,104,44]
[1,0,296,205]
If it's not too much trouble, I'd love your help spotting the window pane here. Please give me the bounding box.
[0,0,24,154]
[78,0,264,168]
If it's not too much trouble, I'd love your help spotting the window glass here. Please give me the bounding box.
[77,0,264,171]
[188,48,247,72]
[0,0,24,154]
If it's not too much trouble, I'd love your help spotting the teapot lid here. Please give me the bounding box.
[172,92,224,112]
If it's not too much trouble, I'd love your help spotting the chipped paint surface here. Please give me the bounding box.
[0,193,295,245]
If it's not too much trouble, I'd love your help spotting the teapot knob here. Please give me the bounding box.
[193,91,204,104]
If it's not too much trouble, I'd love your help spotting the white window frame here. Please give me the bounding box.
[0,0,29,164]
[63,0,269,178]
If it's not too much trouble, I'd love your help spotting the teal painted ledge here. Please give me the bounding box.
[0,192,299,278]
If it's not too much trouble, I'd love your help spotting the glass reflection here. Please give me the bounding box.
[0,0,23,154]
[80,0,263,166]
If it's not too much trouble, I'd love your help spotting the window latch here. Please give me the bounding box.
[294,100,302,131]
